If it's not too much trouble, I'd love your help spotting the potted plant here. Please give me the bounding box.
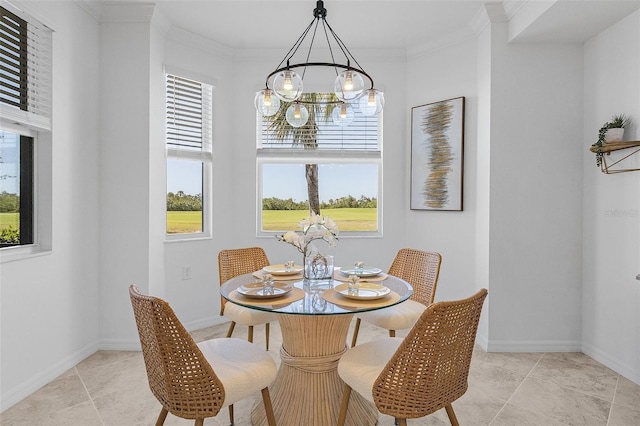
[591,114,631,167]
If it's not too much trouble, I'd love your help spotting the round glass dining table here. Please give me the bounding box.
[220,271,413,426]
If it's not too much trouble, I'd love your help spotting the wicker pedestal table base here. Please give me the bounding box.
[251,313,377,426]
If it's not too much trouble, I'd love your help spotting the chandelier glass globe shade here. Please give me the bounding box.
[358,89,385,116]
[273,70,303,102]
[334,70,365,102]
[254,89,281,116]
[285,103,309,127]
[332,103,355,126]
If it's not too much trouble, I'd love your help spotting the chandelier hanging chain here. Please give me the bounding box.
[270,19,315,81]
[323,18,366,75]
[255,0,385,124]
[264,1,375,99]
[300,17,323,81]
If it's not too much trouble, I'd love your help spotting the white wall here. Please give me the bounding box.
[405,39,479,307]
[406,13,585,353]
[161,34,235,329]
[98,4,158,349]
[3,0,640,413]
[0,1,101,409]
[483,20,585,352]
[582,10,640,384]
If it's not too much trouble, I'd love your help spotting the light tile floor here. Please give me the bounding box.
[2,320,639,426]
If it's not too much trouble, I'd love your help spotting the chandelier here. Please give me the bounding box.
[254,0,384,127]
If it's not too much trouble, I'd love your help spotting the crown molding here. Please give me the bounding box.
[73,0,102,21]
[234,47,406,63]
[503,0,529,20]
[165,25,235,60]
[406,27,477,61]
[98,2,155,24]
[150,7,171,37]
[470,2,509,36]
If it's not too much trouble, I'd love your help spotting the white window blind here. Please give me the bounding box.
[257,97,381,152]
[0,4,52,131]
[165,74,212,159]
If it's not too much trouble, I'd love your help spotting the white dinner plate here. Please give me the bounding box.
[262,264,304,276]
[237,282,292,299]
[339,267,383,278]
[334,282,391,300]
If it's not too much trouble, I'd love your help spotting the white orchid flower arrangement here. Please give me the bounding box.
[275,214,339,258]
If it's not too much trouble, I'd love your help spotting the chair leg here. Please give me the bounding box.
[194,419,204,426]
[248,325,254,343]
[350,318,361,347]
[389,329,396,337]
[445,404,460,426]
[228,404,234,425]
[261,387,276,426]
[337,384,352,426]
[265,322,270,351]
[155,407,168,426]
[226,321,236,338]
[395,418,407,426]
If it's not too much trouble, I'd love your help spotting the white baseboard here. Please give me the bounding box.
[98,338,141,351]
[97,316,229,351]
[183,315,228,333]
[0,341,98,413]
[582,342,640,386]
[1,316,251,413]
[485,339,582,352]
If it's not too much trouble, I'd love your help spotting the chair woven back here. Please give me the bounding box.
[129,285,225,420]
[372,288,488,420]
[387,248,441,306]
[218,247,270,315]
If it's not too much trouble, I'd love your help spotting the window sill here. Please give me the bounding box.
[164,234,212,243]
[0,244,52,263]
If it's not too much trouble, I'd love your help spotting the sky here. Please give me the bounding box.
[167,160,378,202]
[0,131,20,194]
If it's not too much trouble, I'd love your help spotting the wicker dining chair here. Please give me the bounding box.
[337,288,488,426]
[350,248,442,347]
[129,285,277,426]
[218,247,277,350]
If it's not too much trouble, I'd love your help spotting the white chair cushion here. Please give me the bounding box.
[223,302,277,326]
[197,337,277,405]
[357,299,426,331]
[337,337,403,402]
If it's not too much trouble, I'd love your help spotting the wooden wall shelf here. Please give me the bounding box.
[589,140,640,174]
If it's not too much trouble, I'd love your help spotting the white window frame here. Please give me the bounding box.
[164,67,214,242]
[256,94,383,238]
[0,2,53,262]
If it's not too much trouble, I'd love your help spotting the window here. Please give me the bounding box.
[165,73,212,238]
[0,131,33,247]
[257,94,382,236]
[0,5,52,255]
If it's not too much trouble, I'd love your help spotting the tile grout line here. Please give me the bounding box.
[487,352,546,426]
[605,375,620,426]
[75,365,107,426]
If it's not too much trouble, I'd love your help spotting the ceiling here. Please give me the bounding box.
[152,0,483,51]
[147,0,640,51]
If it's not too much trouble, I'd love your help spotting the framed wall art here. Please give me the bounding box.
[410,96,465,211]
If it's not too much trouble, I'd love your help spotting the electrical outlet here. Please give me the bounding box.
[182,266,192,280]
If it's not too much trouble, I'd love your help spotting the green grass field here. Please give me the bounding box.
[0,212,19,229]
[262,208,377,231]
[166,211,203,234]
[166,208,377,233]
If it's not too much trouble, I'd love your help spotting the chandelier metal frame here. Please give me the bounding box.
[262,0,376,106]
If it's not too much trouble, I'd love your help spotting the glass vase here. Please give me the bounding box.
[304,253,334,280]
